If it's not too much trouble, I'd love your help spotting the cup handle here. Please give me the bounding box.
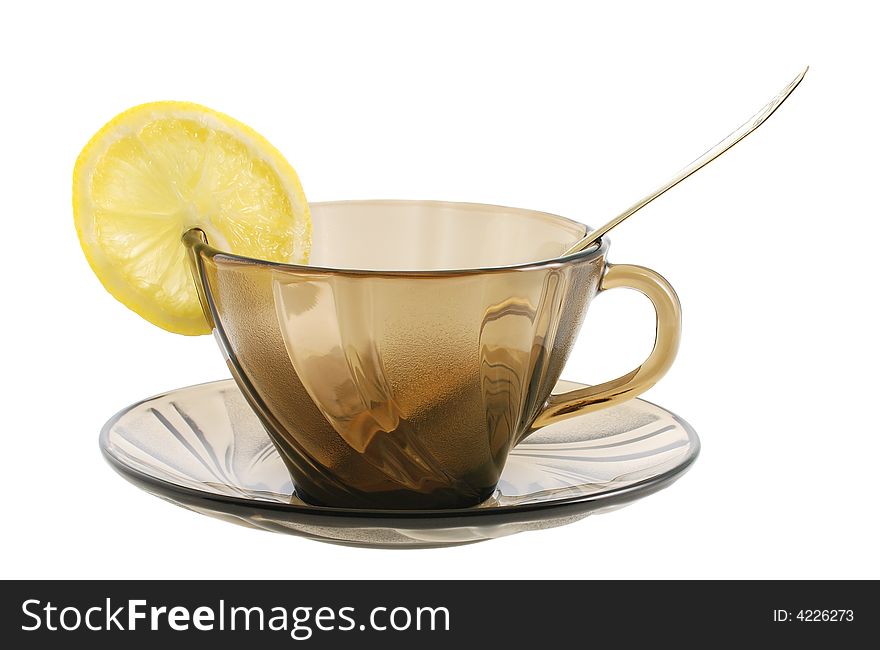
[530,263,682,430]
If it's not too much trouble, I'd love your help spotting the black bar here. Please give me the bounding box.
[1,580,873,647]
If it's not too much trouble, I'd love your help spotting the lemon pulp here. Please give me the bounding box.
[73,101,310,335]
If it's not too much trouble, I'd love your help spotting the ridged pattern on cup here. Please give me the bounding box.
[187,201,606,508]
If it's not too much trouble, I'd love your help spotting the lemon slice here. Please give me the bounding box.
[73,101,310,335]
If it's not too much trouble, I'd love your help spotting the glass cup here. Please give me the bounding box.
[184,200,681,509]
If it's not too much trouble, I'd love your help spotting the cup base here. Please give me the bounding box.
[292,483,499,511]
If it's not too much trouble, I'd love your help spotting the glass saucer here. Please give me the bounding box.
[100,379,699,549]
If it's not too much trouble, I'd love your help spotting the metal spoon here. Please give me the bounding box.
[563,67,808,255]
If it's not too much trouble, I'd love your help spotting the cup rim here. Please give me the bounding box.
[184,199,608,277]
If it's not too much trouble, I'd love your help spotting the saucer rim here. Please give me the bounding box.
[99,379,700,525]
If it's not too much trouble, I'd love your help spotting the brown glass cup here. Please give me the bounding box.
[184,200,681,509]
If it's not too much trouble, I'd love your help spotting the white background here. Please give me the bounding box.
[1,0,877,579]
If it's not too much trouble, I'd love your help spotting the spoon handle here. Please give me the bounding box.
[564,66,808,256]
